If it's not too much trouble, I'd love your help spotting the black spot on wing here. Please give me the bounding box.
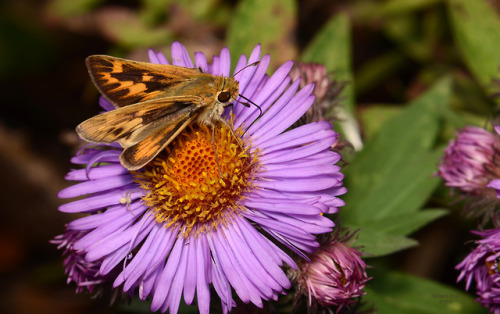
[110,88,131,101]
[89,57,114,70]
[105,82,121,91]
[111,127,125,136]
[144,80,174,92]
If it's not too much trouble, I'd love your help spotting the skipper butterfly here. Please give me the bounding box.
[77,55,243,170]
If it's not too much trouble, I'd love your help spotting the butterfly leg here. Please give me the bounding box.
[210,124,223,179]
[218,116,246,153]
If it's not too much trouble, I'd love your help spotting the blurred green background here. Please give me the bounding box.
[1,0,500,313]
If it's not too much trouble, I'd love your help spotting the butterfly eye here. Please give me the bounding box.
[218,91,231,103]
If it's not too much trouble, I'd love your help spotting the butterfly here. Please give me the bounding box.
[76,55,245,170]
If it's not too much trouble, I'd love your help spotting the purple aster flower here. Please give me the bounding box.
[55,42,346,313]
[288,62,345,127]
[289,229,370,313]
[457,228,500,313]
[437,125,500,221]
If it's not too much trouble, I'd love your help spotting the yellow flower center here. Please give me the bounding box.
[134,121,258,237]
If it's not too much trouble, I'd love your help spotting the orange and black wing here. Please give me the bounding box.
[76,96,201,144]
[86,55,202,108]
[120,115,196,170]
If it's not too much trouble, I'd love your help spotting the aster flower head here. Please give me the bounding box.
[55,42,346,313]
[290,229,370,312]
[289,62,345,127]
[456,228,500,313]
[437,125,500,221]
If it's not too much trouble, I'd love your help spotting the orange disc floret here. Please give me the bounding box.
[134,122,259,237]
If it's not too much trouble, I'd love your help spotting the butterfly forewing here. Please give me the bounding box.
[86,55,204,108]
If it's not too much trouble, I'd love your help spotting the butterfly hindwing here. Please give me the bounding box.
[76,96,202,146]
[120,115,196,170]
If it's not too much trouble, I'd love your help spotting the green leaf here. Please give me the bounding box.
[341,78,451,256]
[360,149,442,220]
[364,268,486,313]
[343,78,450,222]
[345,209,446,257]
[348,226,419,257]
[358,105,403,140]
[301,13,354,113]
[359,208,448,237]
[448,0,500,94]
[300,14,362,149]
[226,0,296,69]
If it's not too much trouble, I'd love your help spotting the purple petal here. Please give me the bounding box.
[141,266,162,300]
[253,86,315,142]
[58,175,134,198]
[222,235,275,300]
[70,149,120,165]
[196,236,211,314]
[58,187,142,213]
[256,164,340,179]
[246,213,316,241]
[239,61,293,128]
[242,199,322,215]
[224,225,281,294]
[151,237,186,311]
[165,239,189,314]
[148,49,160,64]
[210,252,235,310]
[260,137,336,164]
[234,45,261,89]
[85,214,155,261]
[99,96,115,111]
[142,226,178,280]
[171,42,193,67]
[118,223,174,292]
[248,79,300,142]
[68,201,145,230]
[232,216,291,288]
[212,231,263,307]
[256,176,339,192]
[234,55,270,120]
[233,54,248,78]
[100,244,131,275]
[64,164,128,181]
[194,52,208,73]
[207,233,251,303]
[156,52,169,65]
[258,120,332,150]
[183,240,197,305]
[219,47,231,77]
[211,56,220,75]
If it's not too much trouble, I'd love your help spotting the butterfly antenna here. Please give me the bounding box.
[233,61,260,77]
[238,94,263,117]
[237,94,263,136]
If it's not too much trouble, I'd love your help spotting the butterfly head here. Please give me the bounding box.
[218,77,239,108]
